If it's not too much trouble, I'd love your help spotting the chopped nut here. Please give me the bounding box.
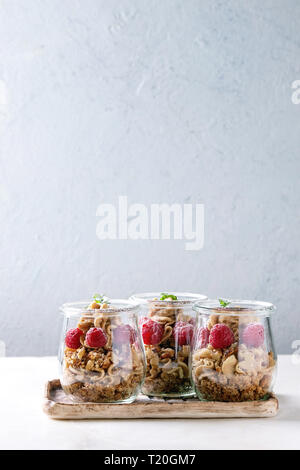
[221,354,237,376]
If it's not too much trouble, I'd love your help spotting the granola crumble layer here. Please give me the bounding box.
[62,359,144,403]
[194,365,274,402]
[142,374,192,397]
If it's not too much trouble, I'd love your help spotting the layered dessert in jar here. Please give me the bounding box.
[59,295,146,403]
[191,299,277,402]
[130,292,207,397]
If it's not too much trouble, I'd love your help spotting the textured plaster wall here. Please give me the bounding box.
[0,0,299,355]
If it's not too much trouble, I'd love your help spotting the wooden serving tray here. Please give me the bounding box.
[43,379,279,420]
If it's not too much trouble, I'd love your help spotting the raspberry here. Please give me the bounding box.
[242,323,264,347]
[65,328,83,349]
[85,327,107,348]
[196,327,210,348]
[113,324,136,345]
[209,323,234,349]
[142,318,164,345]
[173,321,194,346]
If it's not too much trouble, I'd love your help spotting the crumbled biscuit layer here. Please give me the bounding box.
[63,365,144,403]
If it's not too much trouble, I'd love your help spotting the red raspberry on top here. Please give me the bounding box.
[85,327,107,348]
[142,318,164,345]
[173,321,194,346]
[65,328,83,349]
[196,327,210,349]
[113,324,136,345]
[209,323,234,349]
[242,323,264,348]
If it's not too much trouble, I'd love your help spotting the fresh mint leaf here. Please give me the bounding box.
[92,293,109,304]
[160,293,178,301]
[219,298,230,308]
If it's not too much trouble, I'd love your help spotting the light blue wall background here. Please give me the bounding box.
[0,0,299,355]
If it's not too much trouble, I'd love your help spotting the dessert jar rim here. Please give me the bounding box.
[192,299,276,316]
[60,299,140,317]
[129,292,207,306]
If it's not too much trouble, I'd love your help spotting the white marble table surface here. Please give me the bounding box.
[0,355,299,450]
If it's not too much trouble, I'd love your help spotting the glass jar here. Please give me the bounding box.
[130,292,207,398]
[191,299,277,402]
[59,299,146,403]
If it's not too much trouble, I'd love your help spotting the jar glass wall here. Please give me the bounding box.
[130,292,207,398]
[59,299,146,403]
[191,299,277,402]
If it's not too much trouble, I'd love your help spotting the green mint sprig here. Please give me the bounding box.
[160,293,178,301]
[93,293,109,304]
[219,298,231,308]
